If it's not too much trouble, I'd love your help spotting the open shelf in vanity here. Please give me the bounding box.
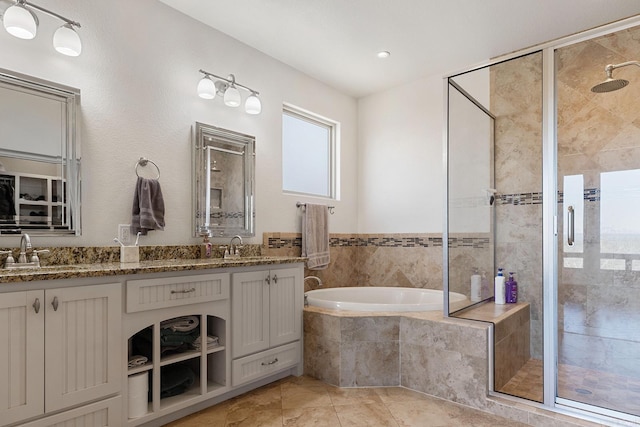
[124,273,231,426]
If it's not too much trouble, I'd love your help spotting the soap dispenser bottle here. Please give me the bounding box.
[494,268,506,305]
[470,267,481,302]
[505,272,518,303]
[200,232,212,258]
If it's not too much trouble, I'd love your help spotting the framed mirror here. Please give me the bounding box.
[193,122,255,238]
[0,68,81,236]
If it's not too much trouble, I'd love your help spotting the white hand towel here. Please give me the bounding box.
[302,203,330,270]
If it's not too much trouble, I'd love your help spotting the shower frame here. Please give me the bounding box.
[443,14,640,425]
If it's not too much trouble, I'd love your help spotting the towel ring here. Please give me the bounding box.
[135,157,160,180]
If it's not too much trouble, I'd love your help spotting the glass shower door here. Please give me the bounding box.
[555,26,640,418]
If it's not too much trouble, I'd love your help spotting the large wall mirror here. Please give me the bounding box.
[193,122,255,238]
[0,68,81,236]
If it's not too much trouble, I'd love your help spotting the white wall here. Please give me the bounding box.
[0,0,358,246]
[357,75,444,233]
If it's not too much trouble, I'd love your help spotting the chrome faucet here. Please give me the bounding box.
[18,233,32,263]
[225,235,243,259]
[304,276,323,289]
[1,233,49,269]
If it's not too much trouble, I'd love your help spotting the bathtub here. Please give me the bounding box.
[305,286,467,312]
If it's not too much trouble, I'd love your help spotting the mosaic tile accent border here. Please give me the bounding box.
[497,188,600,205]
[266,234,490,249]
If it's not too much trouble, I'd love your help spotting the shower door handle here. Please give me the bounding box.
[567,206,575,246]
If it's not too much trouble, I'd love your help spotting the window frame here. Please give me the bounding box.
[282,103,338,199]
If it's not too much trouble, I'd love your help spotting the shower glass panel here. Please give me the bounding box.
[446,51,544,403]
[555,24,640,417]
[447,80,494,313]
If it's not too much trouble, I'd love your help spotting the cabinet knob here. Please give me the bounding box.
[51,296,59,311]
[33,298,40,314]
[265,275,270,285]
[273,274,278,284]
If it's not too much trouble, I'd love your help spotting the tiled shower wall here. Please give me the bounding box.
[491,51,544,359]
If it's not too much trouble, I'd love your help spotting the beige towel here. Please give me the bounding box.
[302,203,330,270]
[131,177,165,235]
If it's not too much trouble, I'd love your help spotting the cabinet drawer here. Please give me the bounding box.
[126,273,229,313]
[20,396,121,427]
[231,342,300,387]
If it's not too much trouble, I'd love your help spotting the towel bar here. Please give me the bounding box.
[296,202,334,215]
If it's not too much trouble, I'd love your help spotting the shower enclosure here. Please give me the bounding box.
[445,17,640,424]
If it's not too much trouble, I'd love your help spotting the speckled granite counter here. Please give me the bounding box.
[0,256,306,284]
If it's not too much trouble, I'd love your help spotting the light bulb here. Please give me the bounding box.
[197,76,216,99]
[3,3,38,40]
[53,24,82,56]
[224,85,241,107]
[245,93,261,115]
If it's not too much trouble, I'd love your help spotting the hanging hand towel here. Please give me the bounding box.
[302,203,330,270]
[131,176,165,235]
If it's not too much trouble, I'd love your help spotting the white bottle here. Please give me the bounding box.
[494,268,506,305]
[470,268,481,302]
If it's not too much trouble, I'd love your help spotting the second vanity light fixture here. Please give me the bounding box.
[197,69,261,115]
[2,0,82,56]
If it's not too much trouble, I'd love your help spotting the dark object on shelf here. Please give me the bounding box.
[0,182,16,219]
[158,363,196,399]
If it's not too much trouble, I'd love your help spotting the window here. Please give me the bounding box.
[282,104,337,198]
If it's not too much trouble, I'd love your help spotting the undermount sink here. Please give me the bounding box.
[3,264,85,272]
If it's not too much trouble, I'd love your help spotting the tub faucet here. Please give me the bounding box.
[304,276,323,289]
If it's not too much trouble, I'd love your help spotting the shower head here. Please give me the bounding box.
[591,61,640,93]
[591,77,629,93]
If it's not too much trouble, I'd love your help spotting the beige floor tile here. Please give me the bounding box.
[281,386,333,409]
[373,387,431,403]
[326,386,384,406]
[282,406,341,426]
[225,409,284,427]
[334,403,400,427]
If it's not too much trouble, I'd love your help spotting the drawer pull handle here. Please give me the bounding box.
[171,288,196,294]
[33,298,41,314]
[51,296,59,311]
[261,358,278,366]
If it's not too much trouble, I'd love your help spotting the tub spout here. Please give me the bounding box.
[304,275,323,289]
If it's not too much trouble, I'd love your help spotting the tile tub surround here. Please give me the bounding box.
[264,232,447,292]
[303,306,603,427]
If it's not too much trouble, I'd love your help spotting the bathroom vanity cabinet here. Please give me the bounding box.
[0,260,304,427]
[231,267,303,386]
[0,282,122,426]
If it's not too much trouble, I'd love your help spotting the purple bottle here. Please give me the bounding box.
[505,272,518,303]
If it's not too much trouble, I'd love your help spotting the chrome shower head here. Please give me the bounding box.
[591,61,640,93]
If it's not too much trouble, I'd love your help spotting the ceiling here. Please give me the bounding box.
[159,0,640,98]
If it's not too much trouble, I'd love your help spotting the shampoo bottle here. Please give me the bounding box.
[494,268,506,305]
[505,272,518,303]
[471,268,481,302]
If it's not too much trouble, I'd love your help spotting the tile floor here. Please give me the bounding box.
[165,375,528,427]
[499,359,640,417]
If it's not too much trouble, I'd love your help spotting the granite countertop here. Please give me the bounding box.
[0,256,306,284]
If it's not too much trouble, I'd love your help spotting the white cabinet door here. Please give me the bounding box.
[232,270,271,358]
[0,290,45,425]
[269,267,303,348]
[45,283,122,412]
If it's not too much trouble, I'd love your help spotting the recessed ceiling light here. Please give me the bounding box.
[377,51,390,59]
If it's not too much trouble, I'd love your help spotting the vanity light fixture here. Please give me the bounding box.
[2,0,82,56]
[197,69,261,115]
